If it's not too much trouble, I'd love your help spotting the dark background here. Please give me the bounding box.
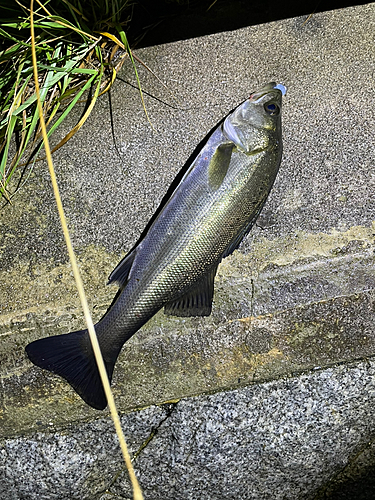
[128,0,370,47]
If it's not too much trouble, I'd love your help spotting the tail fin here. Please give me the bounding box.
[25,330,114,410]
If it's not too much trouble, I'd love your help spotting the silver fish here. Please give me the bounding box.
[26,82,286,409]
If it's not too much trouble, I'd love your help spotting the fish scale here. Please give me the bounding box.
[26,82,285,409]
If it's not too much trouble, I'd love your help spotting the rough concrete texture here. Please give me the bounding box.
[1,360,375,499]
[1,2,375,498]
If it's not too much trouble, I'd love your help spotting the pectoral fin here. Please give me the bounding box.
[208,143,233,190]
[164,264,218,317]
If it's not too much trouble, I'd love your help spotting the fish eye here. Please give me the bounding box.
[264,102,280,116]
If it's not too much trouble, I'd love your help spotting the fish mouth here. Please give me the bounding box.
[249,82,287,102]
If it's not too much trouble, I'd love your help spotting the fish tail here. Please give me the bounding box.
[25,329,116,410]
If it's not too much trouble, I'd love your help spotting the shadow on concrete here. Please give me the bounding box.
[129,0,371,48]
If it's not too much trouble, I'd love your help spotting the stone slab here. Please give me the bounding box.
[1,359,374,499]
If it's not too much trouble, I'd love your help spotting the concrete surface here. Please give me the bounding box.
[1,2,375,499]
[1,359,374,500]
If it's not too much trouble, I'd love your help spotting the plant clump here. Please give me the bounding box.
[0,0,139,203]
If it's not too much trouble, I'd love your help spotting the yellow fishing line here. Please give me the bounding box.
[29,2,143,499]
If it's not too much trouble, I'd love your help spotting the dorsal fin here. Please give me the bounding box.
[107,249,136,287]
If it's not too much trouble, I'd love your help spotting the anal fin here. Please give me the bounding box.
[164,264,218,317]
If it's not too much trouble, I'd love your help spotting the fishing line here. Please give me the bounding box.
[29,2,143,499]
[116,77,188,110]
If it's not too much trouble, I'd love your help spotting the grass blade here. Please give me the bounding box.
[29,3,144,498]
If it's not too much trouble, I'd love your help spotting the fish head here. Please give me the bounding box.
[223,82,285,153]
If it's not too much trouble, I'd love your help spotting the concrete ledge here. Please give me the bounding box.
[2,248,375,437]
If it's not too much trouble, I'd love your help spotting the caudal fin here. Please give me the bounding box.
[25,330,114,410]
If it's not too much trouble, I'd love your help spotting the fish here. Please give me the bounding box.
[25,81,286,410]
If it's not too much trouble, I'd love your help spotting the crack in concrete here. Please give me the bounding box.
[132,402,179,463]
[250,277,255,317]
[102,402,179,499]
